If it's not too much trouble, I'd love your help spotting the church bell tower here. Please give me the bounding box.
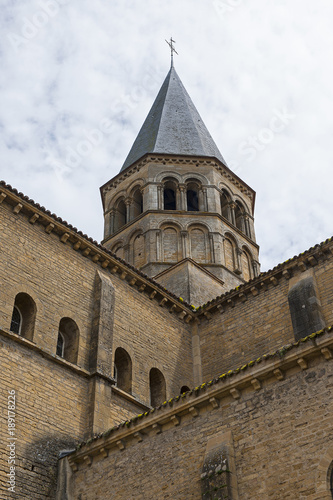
[100,62,260,305]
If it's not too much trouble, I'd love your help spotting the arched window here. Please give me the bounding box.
[114,347,132,393]
[187,189,199,211]
[180,385,190,394]
[57,317,79,364]
[189,227,207,263]
[56,332,65,357]
[235,201,246,232]
[112,244,125,260]
[186,181,200,211]
[224,238,236,271]
[163,227,179,262]
[131,188,143,220]
[133,233,145,269]
[241,249,253,281]
[114,199,127,231]
[288,277,325,341]
[10,293,36,341]
[149,368,166,407]
[163,180,177,210]
[221,190,231,221]
[10,306,22,335]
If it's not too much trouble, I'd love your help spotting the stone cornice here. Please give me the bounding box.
[66,327,333,469]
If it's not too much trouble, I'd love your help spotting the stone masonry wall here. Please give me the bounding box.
[0,196,192,499]
[198,253,333,381]
[0,332,89,498]
[67,333,333,499]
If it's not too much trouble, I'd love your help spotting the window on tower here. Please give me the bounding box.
[187,189,199,211]
[163,179,178,210]
[164,188,176,210]
[131,187,143,219]
[220,190,231,221]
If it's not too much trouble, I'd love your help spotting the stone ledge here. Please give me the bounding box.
[0,327,91,378]
[111,386,150,411]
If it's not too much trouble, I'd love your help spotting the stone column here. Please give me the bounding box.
[202,187,208,212]
[244,216,251,238]
[156,230,162,261]
[235,248,243,275]
[125,199,131,224]
[110,209,115,235]
[176,187,181,210]
[208,233,215,264]
[157,185,163,210]
[139,185,146,212]
[180,230,188,259]
[214,234,224,265]
[179,184,186,210]
[198,189,204,212]
[229,202,236,226]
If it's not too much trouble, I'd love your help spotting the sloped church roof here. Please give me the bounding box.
[121,65,227,171]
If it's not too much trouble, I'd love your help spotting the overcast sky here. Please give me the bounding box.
[1,0,332,272]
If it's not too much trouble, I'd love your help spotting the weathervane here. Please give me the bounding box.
[165,37,178,67]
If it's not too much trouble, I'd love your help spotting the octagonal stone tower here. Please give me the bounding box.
[100,65,260,305]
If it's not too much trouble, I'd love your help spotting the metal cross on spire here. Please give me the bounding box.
[165,37,178,67]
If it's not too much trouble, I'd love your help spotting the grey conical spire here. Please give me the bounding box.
[120,66,227,171]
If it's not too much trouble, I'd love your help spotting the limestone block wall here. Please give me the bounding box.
[0,187,193,499]
[0,331,90,498]
[65,329,333,499]
[110,275,193,403]
[198,241,333,382]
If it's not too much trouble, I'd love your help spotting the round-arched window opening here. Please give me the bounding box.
[187,190,199,211]
[10,306,22,335]
[180,385,190,394]
[330,465,333,497]
[56,332,65,358]
[164,188,176,210]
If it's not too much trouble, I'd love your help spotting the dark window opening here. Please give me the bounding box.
[221,192,230,220]
[132,189,143,219]
[10,306,21,335]
[180,385,190,394]
[164,188,176,210]
[56,332,65,357]
[10,293,36,340]
[57,317,79,364]
[114,347,132,393]
[150,368,166,407]
[288,277,325,341]
[187,190,199,211]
